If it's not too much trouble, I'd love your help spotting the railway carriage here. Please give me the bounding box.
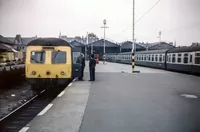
[106,46,200,75]
[26,38,82,91]
[166,46,200,74]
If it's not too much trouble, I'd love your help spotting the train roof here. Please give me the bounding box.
[27,38,71,46]
[167,46,200,53]
[136,49,168,54]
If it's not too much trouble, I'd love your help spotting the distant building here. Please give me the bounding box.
[59,33,99,44]
[70,40,86,55]
[120,41,146,52]
[88,39,120,59]
[6,34,37,52]
[147,42,175,50]
[191,42,200,47]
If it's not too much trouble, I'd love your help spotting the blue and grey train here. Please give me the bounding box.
[106,46,200,74]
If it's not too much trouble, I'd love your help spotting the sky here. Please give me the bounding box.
[0,0,200,46]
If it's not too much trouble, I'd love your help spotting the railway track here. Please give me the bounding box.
[0,82,71,132]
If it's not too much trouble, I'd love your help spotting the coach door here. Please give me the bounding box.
[72,48,82,78]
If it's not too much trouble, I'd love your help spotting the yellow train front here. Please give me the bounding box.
[25,38,81,91]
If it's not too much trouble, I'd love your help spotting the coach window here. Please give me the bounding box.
[168,54,171,62]
[144,55,146,61]
[152,55,154,61]
[159,54,162,62]
[146,55,149,61]
[149,55,151,61]
[163,55,165,62]
[177,54,182,63]
[195,52,200,64]
[183,53,188,63]
[172,54,176,63]
[155,55,158,62]
[31,51,45,64]
[52,51,66,64]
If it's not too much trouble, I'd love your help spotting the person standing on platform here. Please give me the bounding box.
[78,53,85,81]
[89,54,96,81]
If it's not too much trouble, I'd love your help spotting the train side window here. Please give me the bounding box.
[163,55,165,62]
[190,54,193,63]
[172,54,176,63]
[149,55,151,61]
[183,53,188,63]
[52,51,66,64]
[155,55,158,62]
[177,54,182,63]
[30,51,46,64]
[168,54,171,62]
[152,55,154,61]
[195,52,200,64]
[159,54,162,62]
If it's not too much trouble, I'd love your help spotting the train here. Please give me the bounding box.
[25,38,82,92]
[106,46,200,75]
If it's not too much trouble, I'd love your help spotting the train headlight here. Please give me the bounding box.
[32,71,36,75]
[61,71,65,75]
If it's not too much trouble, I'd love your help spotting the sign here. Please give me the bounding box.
[42,47,55,50]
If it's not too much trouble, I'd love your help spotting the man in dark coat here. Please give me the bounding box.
[78,53,85,81]
[89,54,96,81]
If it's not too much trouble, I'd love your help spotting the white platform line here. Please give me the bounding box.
[37,104,53,116]
[68,83,72,87]
[19,127,29,132]
[57,91,65,98]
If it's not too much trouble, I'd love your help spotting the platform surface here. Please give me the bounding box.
[25,62,200,132]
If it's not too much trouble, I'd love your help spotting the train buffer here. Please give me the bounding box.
[21,62,200,132]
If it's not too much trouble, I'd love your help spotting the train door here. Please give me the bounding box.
[72,48,82,78]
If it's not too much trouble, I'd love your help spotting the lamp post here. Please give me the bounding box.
[101,19,109,55]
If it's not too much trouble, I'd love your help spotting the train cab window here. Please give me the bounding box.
[52,51,66,64]
[30,51,45,64]
[183,53,188,63]
[172,54,176,63]
[177,54,182,63]
[195,52,200,64]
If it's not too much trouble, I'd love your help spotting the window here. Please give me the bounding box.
[168,54,171,62]
[190,54,193,63]
[146,55,148,61]
[144,55,146,61]
[183,53,188,63]
[163,55,165,62]
[195,52,200,64]
[177,54,182,63]
[159,54,162,62]
[172,54,176,63]
[149,55,151,61]
[152,55,154,61]
[52,51,66,64]
[31,51,45,64]
[155,55,158,61]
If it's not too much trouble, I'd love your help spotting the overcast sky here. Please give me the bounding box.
[0,0,200,46]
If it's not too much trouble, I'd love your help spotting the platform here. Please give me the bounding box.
[23,62,200,132]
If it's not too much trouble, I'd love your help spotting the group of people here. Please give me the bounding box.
[77,54,96,81]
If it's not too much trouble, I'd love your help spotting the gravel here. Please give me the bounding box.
[0,83,36,119]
